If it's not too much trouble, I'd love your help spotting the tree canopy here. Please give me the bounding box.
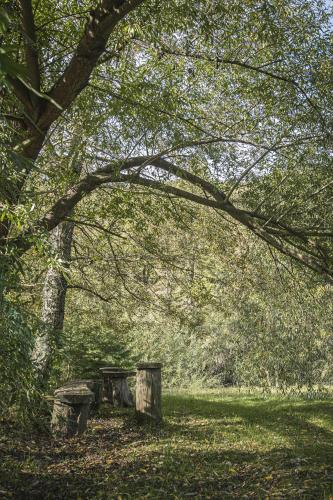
[0,0,332,423]
[1,0,332,279]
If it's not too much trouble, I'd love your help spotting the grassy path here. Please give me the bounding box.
[0,390,332,498]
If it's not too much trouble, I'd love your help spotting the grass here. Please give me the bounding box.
[0,389,332,498]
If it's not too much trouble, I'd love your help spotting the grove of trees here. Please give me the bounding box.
[0,0,332,421]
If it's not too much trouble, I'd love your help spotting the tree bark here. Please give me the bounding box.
[0,0,143,250]
[32,221,74,381]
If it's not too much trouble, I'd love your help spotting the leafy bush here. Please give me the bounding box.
[0,300,40,421]
[51,322,137,387]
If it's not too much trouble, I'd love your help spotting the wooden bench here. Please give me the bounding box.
[99,367,135,407]
[51,385,94,438]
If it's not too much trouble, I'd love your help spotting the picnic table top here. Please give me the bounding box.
[99,368,136,377]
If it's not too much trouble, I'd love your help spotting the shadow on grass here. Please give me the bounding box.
[163,393,333,456]
[0,394,332,499]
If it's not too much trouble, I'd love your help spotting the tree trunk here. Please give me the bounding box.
[32,221,74,381]
[32,135,82,385]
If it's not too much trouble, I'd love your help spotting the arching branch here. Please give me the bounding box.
[6,154,333,280]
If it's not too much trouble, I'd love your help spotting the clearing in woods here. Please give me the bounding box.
[0,389,332,499]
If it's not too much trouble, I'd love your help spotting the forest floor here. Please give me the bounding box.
[0,389,332,499]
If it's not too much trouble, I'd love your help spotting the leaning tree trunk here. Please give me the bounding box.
[32,222,74,383]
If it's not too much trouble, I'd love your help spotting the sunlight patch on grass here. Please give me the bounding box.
[0,388,332,499]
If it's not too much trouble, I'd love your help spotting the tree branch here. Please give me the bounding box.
[122,174,333,279]
[19,0,41,102]
[6,76,34,115]
[147,44,325,126]
[37,0,145,131]
[68,283,117,303]
[7,154,333,280]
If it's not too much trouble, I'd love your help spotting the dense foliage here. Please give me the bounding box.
[0,299,39,420]
[58,200,333,393]
[0,0,332,420]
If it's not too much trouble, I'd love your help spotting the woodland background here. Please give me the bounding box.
[0,0,332,425]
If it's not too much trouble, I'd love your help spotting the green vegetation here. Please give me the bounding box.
[57,206,333,394]
[0,1,333,495]
[0,390,332,498]
[1,1,332,409]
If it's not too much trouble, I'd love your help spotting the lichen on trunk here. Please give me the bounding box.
[32,221,74,381]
